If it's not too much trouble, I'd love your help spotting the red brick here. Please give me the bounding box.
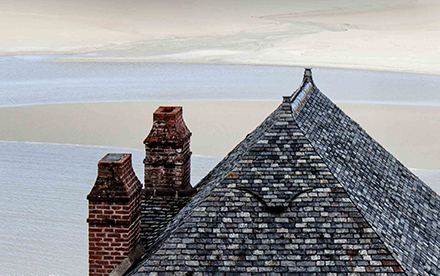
[143,106,195,196]
[87,153,142,276]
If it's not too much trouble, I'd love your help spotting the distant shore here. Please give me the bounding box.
[2,0,440,75]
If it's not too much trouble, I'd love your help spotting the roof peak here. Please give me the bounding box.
[303,68,314,85]
[283,68,315,105]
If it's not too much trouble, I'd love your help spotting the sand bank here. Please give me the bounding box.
[0,100,439,170]
[0,100,279,157]
[1,0,440,75]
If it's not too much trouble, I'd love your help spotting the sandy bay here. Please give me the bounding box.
[2,0,440,166]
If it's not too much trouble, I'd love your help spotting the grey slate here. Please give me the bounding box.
[292,80,440,275]
[128,70,439,275]
[141,195,191,249]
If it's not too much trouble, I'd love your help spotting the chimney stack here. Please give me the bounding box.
[87,153,143,276]
[143,106,195,196]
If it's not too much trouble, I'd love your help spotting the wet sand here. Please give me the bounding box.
[1,100,439,170]
[1,0,440,75]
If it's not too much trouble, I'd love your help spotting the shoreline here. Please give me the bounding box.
[1,100,439,170]
[3,52,440,77]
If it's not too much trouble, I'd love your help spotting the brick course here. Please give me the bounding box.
[143,106,194,196]
[87,154,142,276]
[140,106,196,253]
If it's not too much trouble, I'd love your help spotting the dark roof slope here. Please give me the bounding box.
[129,70,439,276]
[140,196,191,249]
[292,79,440,275]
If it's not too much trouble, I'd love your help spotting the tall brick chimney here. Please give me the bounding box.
[143,106,195,196]
[87,153,143,276]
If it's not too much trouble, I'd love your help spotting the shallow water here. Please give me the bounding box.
[1,55,440,106]
[0,141,221,276]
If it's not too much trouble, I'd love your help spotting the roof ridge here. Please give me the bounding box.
[284,68,315,106]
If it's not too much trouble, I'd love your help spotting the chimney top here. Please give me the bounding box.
[102,153,127,162]
[144,106,191,146]
[156,106,181,114]
[152,106,183,123]
[87,153,140,202]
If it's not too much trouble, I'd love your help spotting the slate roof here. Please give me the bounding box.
[140,196,192,249]
[129,70,439,275]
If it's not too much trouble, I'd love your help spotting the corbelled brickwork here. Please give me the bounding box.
[141,106,196,253]
[143,106,195,196]
[87,154,143,276]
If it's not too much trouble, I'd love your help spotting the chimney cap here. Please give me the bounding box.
[88,153,140,202]
[101,153,128,162]
[154,106,183,117]
[145,106,191,145]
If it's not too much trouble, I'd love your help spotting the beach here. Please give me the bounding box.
[2,0,440,166]
[1,100,440,170]
[1,0,440,74]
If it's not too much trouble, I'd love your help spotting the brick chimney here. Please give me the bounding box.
[87,153,143,276]
[143,106,195,196]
